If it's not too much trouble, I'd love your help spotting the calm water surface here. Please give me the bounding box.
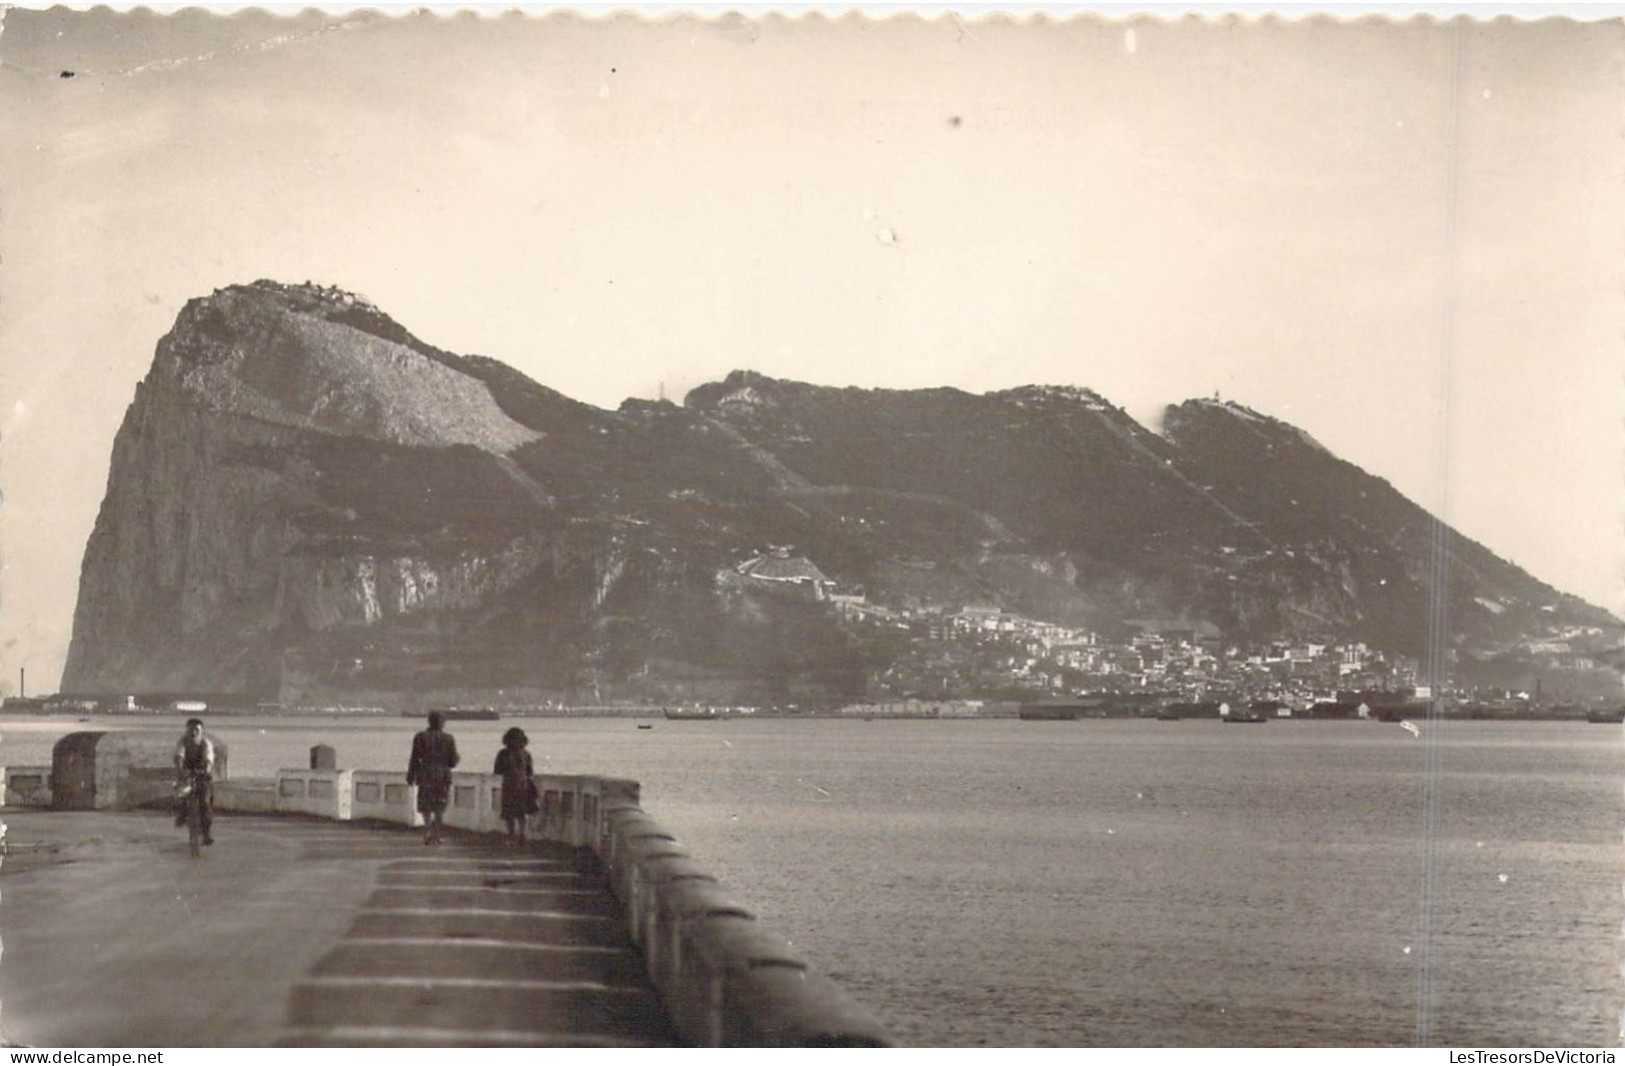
[3,715,1619,1046]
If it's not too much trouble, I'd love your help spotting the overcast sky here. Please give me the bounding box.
[1,9,1620,694]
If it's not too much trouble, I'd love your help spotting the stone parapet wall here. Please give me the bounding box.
[348,769,418,824]
[212,777,276,813]
[600,804,892,1046]
[274,768,353,820]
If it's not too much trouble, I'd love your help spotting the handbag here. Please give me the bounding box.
[524,780,541,815]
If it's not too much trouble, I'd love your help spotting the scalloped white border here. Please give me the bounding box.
[0,2,1618,1052]
[14,3,1625,17]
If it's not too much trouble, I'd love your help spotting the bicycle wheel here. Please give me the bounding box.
[188,795,201,857]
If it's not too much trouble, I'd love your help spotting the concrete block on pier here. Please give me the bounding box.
[606,815,682,903]
[619,839,690,947]
[0,766,53,807]
[671,915,805,1046]
[647,875,754,1004]
[630,852,712,957]
[50,731,228,811]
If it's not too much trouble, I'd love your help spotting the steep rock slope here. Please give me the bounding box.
[65,283,558,696]
[1157,399,1611,649]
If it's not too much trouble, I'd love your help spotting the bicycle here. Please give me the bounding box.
[175,773,210,857]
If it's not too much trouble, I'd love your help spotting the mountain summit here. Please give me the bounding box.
[62,282,1616,706]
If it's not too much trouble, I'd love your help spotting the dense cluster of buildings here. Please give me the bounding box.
[730,548,1614,711]
[864,602,1424,706]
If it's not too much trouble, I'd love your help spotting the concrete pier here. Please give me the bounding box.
[0,811,672,1047]
[0,764,894,1047]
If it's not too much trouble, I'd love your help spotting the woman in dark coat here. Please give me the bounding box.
[493,726,536,845]
[407,710,460,845]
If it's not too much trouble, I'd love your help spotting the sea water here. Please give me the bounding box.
[2,715,1618,1046]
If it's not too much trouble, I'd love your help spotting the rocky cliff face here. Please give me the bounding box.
[64,282,561,699]
[62,283,1616,705]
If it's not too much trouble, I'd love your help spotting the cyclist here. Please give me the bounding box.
[174,717,215,846]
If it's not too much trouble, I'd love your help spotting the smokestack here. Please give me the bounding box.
[19,667,24,698]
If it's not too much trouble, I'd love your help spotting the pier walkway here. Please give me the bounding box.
[0,810,675,1047]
